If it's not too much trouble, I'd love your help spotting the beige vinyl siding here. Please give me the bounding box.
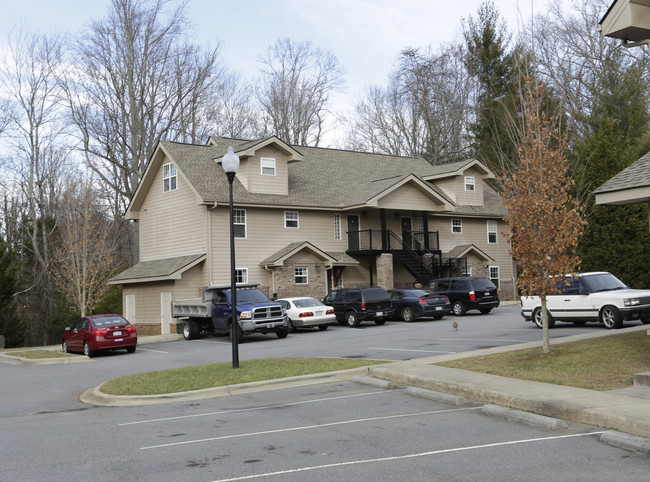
[237,146,289,195]
[139,157,207,261]
[432,177,457,203]
[456,167,484,206]
[122,280,174,326]
[377,184,444,211]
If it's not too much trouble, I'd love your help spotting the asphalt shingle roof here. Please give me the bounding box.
[111,253,205,282]
[158,137,505,217]
[593,152,650,195]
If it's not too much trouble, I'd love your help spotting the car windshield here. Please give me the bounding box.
[582,273,627,292]
[237,289,270,302]
[293,298,323,308]
[92,317,127,327]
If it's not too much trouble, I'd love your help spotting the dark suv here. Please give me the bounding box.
[427,277,499,316]
[326,286,393,327]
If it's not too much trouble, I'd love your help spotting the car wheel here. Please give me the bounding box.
[401,307,415,322]
[452,302,466,316]
[126,346,136,354]
[532,308,555,329]
[62,340,69,354]
[83,342,94,358]
[479,308,492,315]
[600,306,622,329]
[375,318,386,325]
[287,319,298,333]
[276,327,289,339]
[346,311,360,327]
[318,325,329,331]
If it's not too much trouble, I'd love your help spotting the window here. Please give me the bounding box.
[489,266,500,289]
[295,267,308,284]
[451,218,462,234]
[465,176,475,191]
[163,163,177,192]
[235,268,248,284]
[285,211,299,229]
[334,214,341,240]
[487,220,498,244]
[233,209,246,238]
[462,265,472,277]
[261,157,276,176]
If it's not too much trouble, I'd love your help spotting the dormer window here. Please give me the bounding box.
[163,163,177,192]
[464,176,475,191]
[261,157,276,176]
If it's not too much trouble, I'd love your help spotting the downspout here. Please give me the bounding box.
[207,201,219,286]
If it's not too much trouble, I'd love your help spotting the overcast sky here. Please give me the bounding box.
[2,0,556,143]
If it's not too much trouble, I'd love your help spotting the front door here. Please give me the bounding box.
[347,215,360,251]
[401,217,413,249]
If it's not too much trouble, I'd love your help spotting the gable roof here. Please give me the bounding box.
[594,152,650,205]
[444,244,494,262]
[126,136,504,219]
[260,241,359,268]
[109,254,205,284]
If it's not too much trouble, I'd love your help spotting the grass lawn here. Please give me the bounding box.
[436,330,650,391]
[100,357,388,396]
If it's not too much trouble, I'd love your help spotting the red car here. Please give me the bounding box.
[62,314,137,357]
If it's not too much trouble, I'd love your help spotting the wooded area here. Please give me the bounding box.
[1,0,649,347]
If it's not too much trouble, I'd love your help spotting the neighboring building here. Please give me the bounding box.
[593,151,650,233]
[111,136,515,335]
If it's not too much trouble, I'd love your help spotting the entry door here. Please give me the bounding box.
[401,217,413,249]
[347,215,360,251]
[160,292,172,335]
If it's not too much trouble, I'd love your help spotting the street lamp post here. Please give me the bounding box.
[222,146,240,369]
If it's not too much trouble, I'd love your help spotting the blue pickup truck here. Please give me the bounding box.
[172,284,289,341]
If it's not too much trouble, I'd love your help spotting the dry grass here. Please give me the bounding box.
[436,330,650,391]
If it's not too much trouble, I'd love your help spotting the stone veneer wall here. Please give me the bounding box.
[376,253,394,289]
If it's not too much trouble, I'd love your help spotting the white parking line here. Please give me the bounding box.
[139,406,481,450]
[367,347,456,354]
[211,432,604,481]
[439,338,524,343]
[120,390,403,426]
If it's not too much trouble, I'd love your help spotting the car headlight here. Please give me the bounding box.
[624,298,640,307]
[239,311,253,319]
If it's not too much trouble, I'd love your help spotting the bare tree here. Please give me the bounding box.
[256,38,345,146]
[64,0,225,216]
[348,45,472,162]
[498,78,585,353]
[51,176,119,317]
[0,31,70,345]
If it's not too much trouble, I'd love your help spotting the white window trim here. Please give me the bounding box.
[465,176,476,191]
[462,266,472,277]
[295,267,308,284]
[284,211,299,229]
[233,209,247,239]
[163,162,177,192]
[489,265,500,284]
[235,268,248,284]
[487,220,498,244]
[261,157,276,176]
[451,218,462,234]
[334,214,341,240]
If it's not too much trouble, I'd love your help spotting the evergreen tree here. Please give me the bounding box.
[0,227,24,348]
[574,62,650,288]
[463,0,518,176]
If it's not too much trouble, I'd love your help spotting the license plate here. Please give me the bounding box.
[316,311,323,316]
[435,306,442,310]
[484,292,490,296]
[113,331,122,336]
[376,312,383,317]
[115,338,123,342]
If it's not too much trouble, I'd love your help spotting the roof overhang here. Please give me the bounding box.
[261,242,358,269]
[366,174,454,211]
[110,254,206,285]
[444,244,494,262]
[598,0,650,46]
[422,159,494,181]
[594,186,650,205]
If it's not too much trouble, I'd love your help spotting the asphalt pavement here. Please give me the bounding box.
[4,323,650,455]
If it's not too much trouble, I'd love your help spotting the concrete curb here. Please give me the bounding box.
[600,431,650,454]
[479,404,569,430]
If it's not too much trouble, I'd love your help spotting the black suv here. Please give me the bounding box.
[325,286,393,327]
[427,277,499,316]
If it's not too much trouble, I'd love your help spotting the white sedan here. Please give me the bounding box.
[277,297,336,332]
